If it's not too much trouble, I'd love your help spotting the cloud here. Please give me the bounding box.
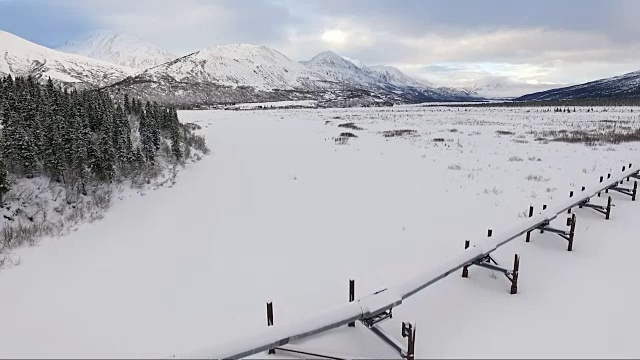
[62,0,302,55]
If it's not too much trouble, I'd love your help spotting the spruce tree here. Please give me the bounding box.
[113,104,133,166]
[169,108,182,161]
[124,94,131,114]
[0,155,8,206]
[145,101,161,151]
[92,111,116,182]
[69,116,91,193]
[139,111,155,164]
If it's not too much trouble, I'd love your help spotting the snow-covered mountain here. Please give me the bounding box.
[368,65,430,88]
[58,31,177,70]
[299,51,478,102]
[108,46,478,107]
[300,51,377,86]
[107,44,343,107]
[517,70,640,101]
[140,44,328,90]
[0,30,135,88]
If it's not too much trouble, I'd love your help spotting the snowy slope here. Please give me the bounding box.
[368,65,430,88]
[300,51,479,102]
[0,106,639,358]
[300,51,378,86]
[107,47,478,107]
[58,31,177,70]
[518,70,640,101]
[138,44,328,91]
[0,31,135,87]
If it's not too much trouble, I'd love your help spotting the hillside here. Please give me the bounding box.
[58,31,177,70]
[517,70,640,101]
[0,31,135,88]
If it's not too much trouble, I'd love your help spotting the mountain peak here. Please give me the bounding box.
[58,31,176,69]
[367,65,430,88]
[140,42,324,92]
[302,50,360,70]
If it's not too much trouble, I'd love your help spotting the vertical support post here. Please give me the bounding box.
[348,280,356,327]
[606,196,612,220]
[606,173,611,194]
[462,240,470,278]
[568,191,574,214]
[510,254,519,295]
[526,206,533,242]
[633,181,637,201]
[540,205,547,234]
[266,302,275,354]
[402,322,416,360]
[567,214,576,252]
[599,176,603,197]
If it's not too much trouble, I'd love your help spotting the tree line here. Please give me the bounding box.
[0,75,194,205]
[446,97,640,108]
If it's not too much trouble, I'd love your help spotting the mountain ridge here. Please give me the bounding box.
[58,31,177,70]
[517,70,640,101]
[106,46,479,107]
[0,30,135,88]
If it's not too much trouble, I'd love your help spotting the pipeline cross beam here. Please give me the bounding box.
[180,164,639,360]
[580,197,612,219]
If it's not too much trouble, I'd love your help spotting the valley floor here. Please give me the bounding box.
[1,105,639,358]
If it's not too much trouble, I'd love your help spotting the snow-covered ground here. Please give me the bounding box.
[1,106,639,358]
[224,100,318,110]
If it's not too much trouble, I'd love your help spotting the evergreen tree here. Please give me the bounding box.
[139,111,155,163]
[124,93,131,114]
[145,101,160,151]
[0,155,8,206]
[113,104,133,166]
[169,108,182,161]
[68,116,91,193]
[92,111,116,181]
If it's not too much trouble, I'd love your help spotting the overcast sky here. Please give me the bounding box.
[2,0,640,95]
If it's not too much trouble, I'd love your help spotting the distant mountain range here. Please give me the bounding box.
[0,30,478,107]
[1,29,638,106]
[107,45,477,107]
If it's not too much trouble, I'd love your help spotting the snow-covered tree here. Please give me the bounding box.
[0,155,9,206]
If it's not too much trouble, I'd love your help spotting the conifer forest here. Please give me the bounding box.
[0,75,208,254]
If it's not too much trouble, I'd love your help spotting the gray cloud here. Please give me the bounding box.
[65,0,302,55]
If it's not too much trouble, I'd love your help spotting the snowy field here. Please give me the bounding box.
[1,105,640,358]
